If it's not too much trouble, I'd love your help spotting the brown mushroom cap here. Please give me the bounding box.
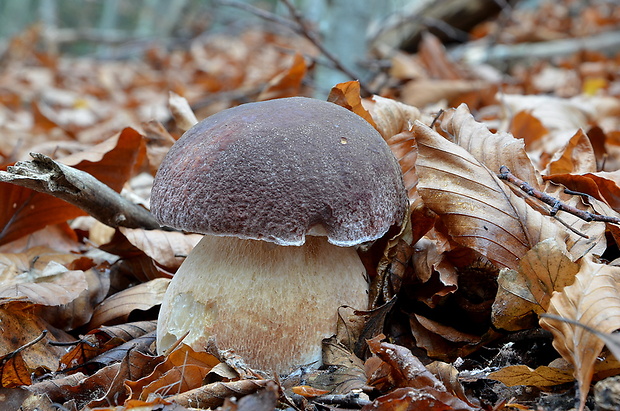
[151,97,407,246]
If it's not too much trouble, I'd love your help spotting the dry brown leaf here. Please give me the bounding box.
[546,128,597,175]
[365,336,478,410]
[368,95,421,140]
[0,301,73,377]
[538,180,607,260]
[418,32,466,81]
[0,270,88,306]
[166,379,272,409]
[119,227,202,272]
[327,81,378,130]
[168,91,198,132]
[487,364,574,387]
[414,120,562,270]
[0,128,144,246]
[142,120,177,175]
[426,361,479,408]
[545,170,620,213]
[509,110,548,149]
[88,278,170,328]
[258,52,307,101]
[400,79,488,109]
[540,256,620,411]
[60,321,157,371]
[39,264,110,330]
[386,129,418,202]
[0,349,33,388]
[437,104,542,190]
[492,238,579,331]
[311,337,368,394]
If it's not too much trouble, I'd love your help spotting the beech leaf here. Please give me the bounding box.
[540,256,620,411]
[414,120,562,269]
[492,238,579,331]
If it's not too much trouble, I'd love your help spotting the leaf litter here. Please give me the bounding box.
[1,0,620,410]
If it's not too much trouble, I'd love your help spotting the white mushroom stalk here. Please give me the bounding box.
[158,235,368,373]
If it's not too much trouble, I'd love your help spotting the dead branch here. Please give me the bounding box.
[453,30,620,65]
[0,153,161,230]
[278,0,374,96]
[497,165,620,225]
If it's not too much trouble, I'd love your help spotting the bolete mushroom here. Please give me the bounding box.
[151,97,407,374]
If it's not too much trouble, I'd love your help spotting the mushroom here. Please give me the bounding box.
[151,97,407,374]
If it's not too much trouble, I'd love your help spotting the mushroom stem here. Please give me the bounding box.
[157,234,369,374]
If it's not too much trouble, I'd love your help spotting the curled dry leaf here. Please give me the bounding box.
[487,364,574,387]
[509,110,548,148]
[39,264,111,330]
[414,120,562,270]
[365,336,478,410]
[540,256,620,411]
[368,95,421,140]
[0,301,74,379]
[60,321,157,371]
[142,120,177,174]
[386,128,419,203]
[126,344,220,401]
[310,337,368,394]
[327,81,378,130]
[545,128,597,175]
[436,104,542,190]
[88,277,170,328]
[119,227,202,272]
[0,127,145,246]
[165,378,273,409]
[258,52,307,101]
[168,91,198,132]
[492,238,579,331]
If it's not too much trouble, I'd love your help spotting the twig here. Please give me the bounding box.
[215,0,299,32]
[278,0,374,96]
[2,330,48,361]
[497,165,620,225]
[0,153,161,230]
[313,391,372,408]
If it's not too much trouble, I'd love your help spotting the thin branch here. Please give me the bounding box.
[215,0,299,32]
[2,330,48,361]
[278,0,374,96]
[497,165,620,225]
[0,153,161,230]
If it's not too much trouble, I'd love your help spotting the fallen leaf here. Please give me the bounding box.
[540,256,620,411]
[119,227,202,272]
[88,278,170,328]
[327,81,378,130]
[492,238,579,331]
[487,364,574,387]
[414,119,562,270]
[258,52,307,101]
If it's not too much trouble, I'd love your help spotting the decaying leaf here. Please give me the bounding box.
[327,81,378,130]
[258,52,307,101]
[414,119,562,270]
[365,336,479,410]
[540,256,620,411]
[487,364,574,387]
[88,278,170,328]
[492,238,579,331]
[119,227,202,272]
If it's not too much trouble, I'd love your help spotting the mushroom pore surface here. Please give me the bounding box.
[151,97,408,246]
